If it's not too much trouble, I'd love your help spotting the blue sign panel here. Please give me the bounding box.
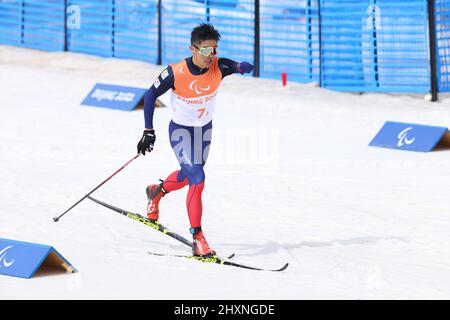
[82,83,147,111]
[0,238,77,279]
[369,121,449,152]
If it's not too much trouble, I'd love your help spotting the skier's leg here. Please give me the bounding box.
[182,165,215,256]
[168,120,215,256]
[161,170,188,192]
[183,165,205,228]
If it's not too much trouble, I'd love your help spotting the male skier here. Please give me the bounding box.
[137,24,253,257]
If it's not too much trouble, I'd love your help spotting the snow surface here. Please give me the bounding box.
[1,45,450,300]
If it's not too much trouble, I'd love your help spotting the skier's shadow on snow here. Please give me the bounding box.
[222,236,409,258]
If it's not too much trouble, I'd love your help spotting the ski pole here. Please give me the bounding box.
[53,154,140,222]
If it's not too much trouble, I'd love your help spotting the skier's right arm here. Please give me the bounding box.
[137,67,174,155]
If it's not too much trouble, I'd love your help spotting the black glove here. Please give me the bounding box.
[137,129,156,155]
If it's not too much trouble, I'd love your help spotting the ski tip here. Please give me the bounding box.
[275,263,289,272]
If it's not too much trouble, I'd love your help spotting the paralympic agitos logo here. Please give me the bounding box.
[0,246,15,268]
[397,127,416,147]
[189,80,211,95]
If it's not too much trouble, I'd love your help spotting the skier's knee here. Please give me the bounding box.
[189,169,205,185]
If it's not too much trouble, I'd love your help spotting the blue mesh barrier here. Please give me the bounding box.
[206,0,254,67]
[67,0,158,63]
[375,1,429,92]
[0,0,22,46]
[1,0,450,95]
[0,0,65,51]
[320,0,430,93]
[113,0,158,63]
[161,0,254,67]
[435,0,450,91]
[66,1,114,57]
[22,0,65,51]
[260,0,320,83]
[161,0,208,65]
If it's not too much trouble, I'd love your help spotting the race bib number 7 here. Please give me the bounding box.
[197,107,207,119]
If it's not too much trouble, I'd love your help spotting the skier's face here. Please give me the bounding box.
[190,39,218,69]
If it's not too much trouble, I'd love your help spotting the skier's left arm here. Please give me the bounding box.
[219,58,254,79]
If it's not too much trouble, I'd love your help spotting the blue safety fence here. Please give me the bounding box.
[160,0,208,65]
[0,0,65,51]
[204,0,254,68]
[66,0,158,63]
[0,0,21,46]
[1,0,450,97]
[161,0,254,68]
[260,0,320,83]
[66,1,113,57]
[320,0,430,93]
[435,0,450,92]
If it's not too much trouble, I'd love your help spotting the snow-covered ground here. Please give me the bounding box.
[1,45,450,300]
